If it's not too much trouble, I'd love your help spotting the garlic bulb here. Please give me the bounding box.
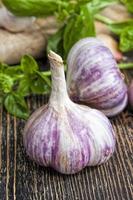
[67,38,128,117]
[0,6,35,32]
[23,51,115,174]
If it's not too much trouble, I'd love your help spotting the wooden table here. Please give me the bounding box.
[0,71,133,200]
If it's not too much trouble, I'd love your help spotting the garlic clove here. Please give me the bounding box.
[23,51,116,174]
[0,6,35,32]
[100,4,131,22]
[67,37,128,117]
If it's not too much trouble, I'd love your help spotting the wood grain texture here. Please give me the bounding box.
[0,72,133,200]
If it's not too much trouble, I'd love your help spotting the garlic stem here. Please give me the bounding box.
[48,51,69,108]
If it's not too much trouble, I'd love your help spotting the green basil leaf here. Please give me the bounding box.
[0,74,14,93]
[5,65,22,76]
[120,26,133,52]
[0,63,9,73]
[29,73,50,94]
[120,0,133,13]
[3,0,68,17]
[109,20,133,35]
[17,76,30,96]
[47,26,65,58]
[90,0,118,13]
[4,93,29,119]
[30,77,50,94]
[63,16,76,56]
[81,5,95,35]
[20,71,51,95]
[0,63,23,85]
[36,71,51,88]
[21,55,39,74]
[63,4,95,57]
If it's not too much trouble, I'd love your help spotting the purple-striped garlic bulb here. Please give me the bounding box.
[23,51,116,174]
[67,38,128,117]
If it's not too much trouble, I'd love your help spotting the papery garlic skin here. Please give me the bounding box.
[67,38,128,117]
[0,6,35,32]
[23,51,115,174]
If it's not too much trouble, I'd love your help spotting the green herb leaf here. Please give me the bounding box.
[47,26,65,58]
[63,16,76,56]
[30,78,50,94]
[109,20,133,35]
[90,0,118,13]
[17,76,30,96]
[48,3,96,59]
[0,63,9,73]
[4,65,22,76]
[4,93,29,119]
[36,71,51,87]
[3,0,68,17]
[118,62,133,69]
[30,72,51,94]
[95,14,133,53]
[0,54,51,119]
[21,55,39,74]
[63,4,95,57]
[120,0,133,13]
[0,73,14,93]
[120,26,133,52]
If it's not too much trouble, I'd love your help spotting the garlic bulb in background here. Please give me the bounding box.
[67,38,128,117]
[0,6,35,32]
[94,3,131,61]
[95,21,123,61]
[100,3,131,22]
[23,51,115,174]
[0,15,57,65]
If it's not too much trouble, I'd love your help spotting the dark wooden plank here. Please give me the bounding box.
[0,73,133,200]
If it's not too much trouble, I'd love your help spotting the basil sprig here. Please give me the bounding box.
[0,56,51,119]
